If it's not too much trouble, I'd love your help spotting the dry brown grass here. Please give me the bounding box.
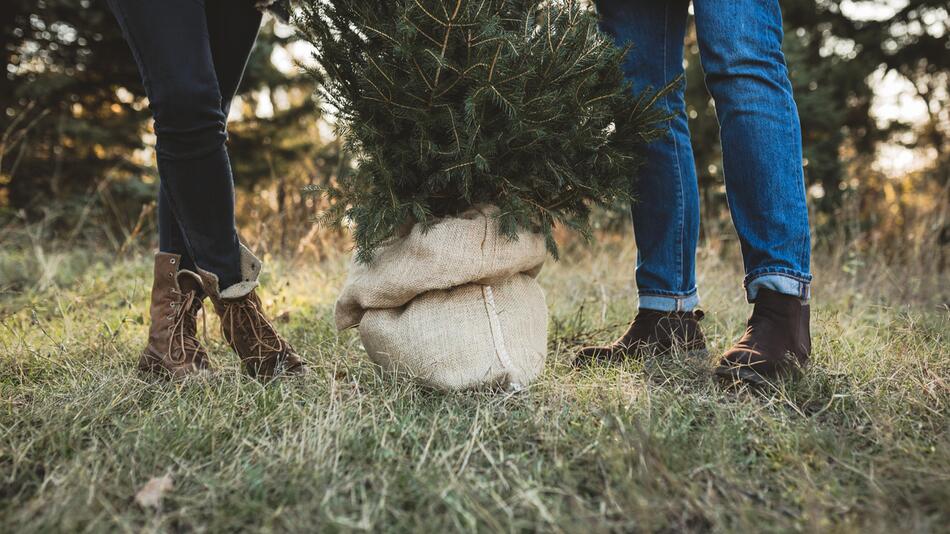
[1,225,947,532]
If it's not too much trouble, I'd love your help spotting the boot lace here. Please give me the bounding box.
[167,289,204,365]
[220,296,289,359]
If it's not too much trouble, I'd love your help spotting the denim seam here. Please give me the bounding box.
[788,67,809,272]
[773,2,810,272]
[744,269,812,285]
[661,3,687,293]
[744,272,810,300]
[639,288,698,298]
[796,145,809,269]
[797,180,809,269]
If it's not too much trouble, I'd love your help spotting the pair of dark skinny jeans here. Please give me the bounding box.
[107,0,262,289]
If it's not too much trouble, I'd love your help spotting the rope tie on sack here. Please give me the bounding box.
[481,285,523,391]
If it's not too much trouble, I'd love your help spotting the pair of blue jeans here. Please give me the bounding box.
[107,0,262,289]
[596,0,812,311]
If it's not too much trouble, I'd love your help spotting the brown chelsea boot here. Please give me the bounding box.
[140,253,210,378]
[715,288,811,385]
[574,309,708,366]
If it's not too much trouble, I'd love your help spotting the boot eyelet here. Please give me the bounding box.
[169,258,176,264]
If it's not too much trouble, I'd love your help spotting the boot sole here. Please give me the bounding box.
[714,365,767,386]
[241,356,309,381]
[714,363,806,386]
[138,349,210,379]
[574,347,709,368]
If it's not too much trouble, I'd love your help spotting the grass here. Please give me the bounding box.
[1,239,948,532]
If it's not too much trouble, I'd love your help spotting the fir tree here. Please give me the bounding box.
[295,0,671,261]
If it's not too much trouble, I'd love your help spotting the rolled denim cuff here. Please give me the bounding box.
[638,290,700,312]
[745,270,811,303]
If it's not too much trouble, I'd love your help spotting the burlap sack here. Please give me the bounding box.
[335,206,548,390]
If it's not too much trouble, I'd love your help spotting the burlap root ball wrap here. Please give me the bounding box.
[335,206,548,391]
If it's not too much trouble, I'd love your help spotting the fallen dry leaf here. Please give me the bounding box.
[134,474,173,509]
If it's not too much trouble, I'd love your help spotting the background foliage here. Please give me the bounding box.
[1,0,947,263]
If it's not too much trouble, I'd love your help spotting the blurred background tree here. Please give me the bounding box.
[684,0,947,258]
[1,0,946,264]
[1,0,345,257]
[1,0,147,227]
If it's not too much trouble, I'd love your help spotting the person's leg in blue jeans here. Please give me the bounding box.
[578,0,708,366]
[692,0,812,382]
[692,1,811,300]
[596,0,700,313]
[108,0,306,379]
[579,0,812,383]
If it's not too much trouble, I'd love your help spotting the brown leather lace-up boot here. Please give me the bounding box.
[197,245,307,380]
[140,253,209,378]
[574,309,707,366]
[715,288,811,385]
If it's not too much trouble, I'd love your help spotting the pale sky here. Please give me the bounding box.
[840,0,905,20]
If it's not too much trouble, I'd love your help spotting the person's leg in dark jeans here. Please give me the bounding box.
[108,0,306,379]
[155,0,261,278]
